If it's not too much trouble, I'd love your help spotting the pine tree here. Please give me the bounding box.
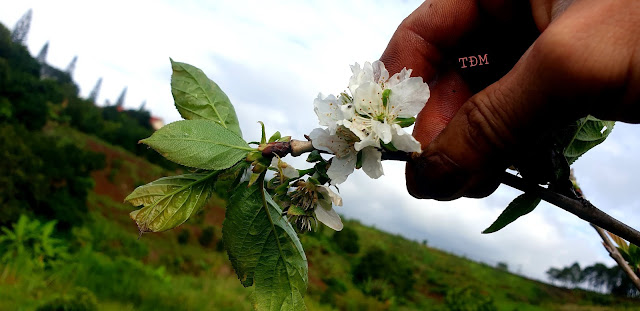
[36,41,49,64]
[65,56,78,77]
[88,78,102,103]
[115,87,127,108]
[11,9,32,44]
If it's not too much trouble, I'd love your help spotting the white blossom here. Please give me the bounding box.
[310,60,429,184]
[309,127,383,184]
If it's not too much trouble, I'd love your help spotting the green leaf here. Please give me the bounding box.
[306,150,323,163]
[126,172,218,232]
[628,243,640,268]
[259,121,266,144]
[395,117,416,128]
[269,131,281,143]
[564,115,615,164]
[223,182,308,310]
[483,193,542,234]
[141,119,253,170]
[170,59,243,136]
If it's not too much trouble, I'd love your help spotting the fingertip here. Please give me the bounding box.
[405,150,469,201]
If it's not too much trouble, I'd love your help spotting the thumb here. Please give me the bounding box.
[406,43,574,200]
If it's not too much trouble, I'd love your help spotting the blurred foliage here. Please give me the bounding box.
[0,123,105,229]
[198,226,215,247]
[177,229,191,245]
[332,226,360,254]
[547,261,639,297]
[0,214,67,268]
[445,286,497,311]
[352,247,416,301]
[36,287,98,311]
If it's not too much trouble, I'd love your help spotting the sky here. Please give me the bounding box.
[3,0,639,282]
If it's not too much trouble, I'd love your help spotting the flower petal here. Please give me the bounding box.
[371,60,389,84]
[361,147,383,179]
[314,93,343,134]
[391,124,422,153]
[314,204,343,231]
[353,81,385,117]
[310,128,352,157]
[373,120,392,144]
[318,185,342,206]
[353,133,379,151]
[388,76,430,118]
[349,62,374,94]
[386,67,412,88]
[327,153,356,185]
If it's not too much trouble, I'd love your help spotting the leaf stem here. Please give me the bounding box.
[499,172,640,248]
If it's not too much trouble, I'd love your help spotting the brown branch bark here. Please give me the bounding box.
[590,223,640,292]
[499,172,640,248]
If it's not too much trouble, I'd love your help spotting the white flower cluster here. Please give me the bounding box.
[309,61,430,184]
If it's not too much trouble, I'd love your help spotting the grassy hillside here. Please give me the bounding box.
[1,124,637,311]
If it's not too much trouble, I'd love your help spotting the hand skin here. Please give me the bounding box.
[379,0,640,201]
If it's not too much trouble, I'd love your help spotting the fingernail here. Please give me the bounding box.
[407,151,469,200]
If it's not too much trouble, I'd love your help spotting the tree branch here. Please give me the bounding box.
[499,172,640,248]
[285,139,640,249]
[590,223,640,292]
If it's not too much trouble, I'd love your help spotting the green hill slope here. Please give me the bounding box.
[2,125,637,311]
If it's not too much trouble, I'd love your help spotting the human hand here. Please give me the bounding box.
[380,0,640,200]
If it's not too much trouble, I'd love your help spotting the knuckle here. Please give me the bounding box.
[463,88,515,158]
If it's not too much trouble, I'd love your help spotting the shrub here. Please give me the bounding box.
[198,226,215,247]
[445,286,497,311]
[0,214,68,268]
[177,229,191,245]
[333,226,360,254]
[353,247,415,300]
[36,287,98,311]
[0,124,105,229]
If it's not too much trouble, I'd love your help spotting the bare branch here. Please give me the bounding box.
[499,172,640,248]
[591,224,640,291]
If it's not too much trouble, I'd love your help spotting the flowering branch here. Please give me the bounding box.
[127,59,633,311]
[271,138,640,248]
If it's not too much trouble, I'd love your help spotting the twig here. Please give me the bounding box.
[285,139,640,248]
[590,224,640,291]
[288,139,412,161]
[499,172,640,248]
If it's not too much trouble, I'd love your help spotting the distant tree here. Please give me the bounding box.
[36,41,48,64]
[198,226,215,247]
[496,262,509,272]
[332,226,360,254]
[11,9,32,45]
[353,247,415,299]
[115,87,127,108]
[88,77,102,103]
[65,55,77,77]
[548,261,640,297]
